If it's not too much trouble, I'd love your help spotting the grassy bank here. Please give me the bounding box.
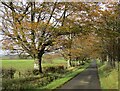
[97,61,118,89]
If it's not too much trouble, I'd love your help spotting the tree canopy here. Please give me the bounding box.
[1,2,120,72]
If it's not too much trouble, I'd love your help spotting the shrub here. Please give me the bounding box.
[25,70,33,77]
[44,65,65,73]
[2,66,66,90]
[56,66,65,73]
[2,76,42,90]
[2,71,63,90]
[2,68,16,79]
[33,69,39,75]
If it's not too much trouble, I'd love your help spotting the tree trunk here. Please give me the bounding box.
[112,58,116,68]
[67,60,70,68]
[79,60,81,65]
[109,57,112,67]
[37,50,44,73]
[81,59,84,65]
[69,60,72,67]
[34,59,39,70]
[37,44,46,73]
[34,58,43,73]
[38,57,43,73]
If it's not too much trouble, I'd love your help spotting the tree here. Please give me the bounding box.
[58,2,103,67]
[1,2,89,73]
[1,2,73,73]
[93,2,120,67]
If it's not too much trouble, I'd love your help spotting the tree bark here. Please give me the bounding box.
[67,60,70,68]
[69,60,72,67]
[81,60,84,65]
[37,49,44,73]
[34,58,43,73]
[38,57,43,73]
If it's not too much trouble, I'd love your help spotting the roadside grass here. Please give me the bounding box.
[40,62,90,90]
[97,61,118,89]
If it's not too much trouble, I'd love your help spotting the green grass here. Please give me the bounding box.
[1,59,67,72]
[97,61,118,89]
[40,62,90,90]
[2,59,34,72]
[42,59,67,67]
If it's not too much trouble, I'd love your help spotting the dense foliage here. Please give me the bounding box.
[1,2,120,72]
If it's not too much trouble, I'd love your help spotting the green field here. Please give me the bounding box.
[2,59,34,72]
[1,59,67,72]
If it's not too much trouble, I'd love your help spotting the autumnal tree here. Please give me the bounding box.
[1,2,120,72]
[1,2,76,73]
[1,2,92,72]
[93,2,120,67]
[58,3,102,67]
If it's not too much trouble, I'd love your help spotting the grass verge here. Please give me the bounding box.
[40,62,90,90]
[97,61,118,89]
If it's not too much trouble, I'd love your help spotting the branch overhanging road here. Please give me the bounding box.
[56,60,101,90]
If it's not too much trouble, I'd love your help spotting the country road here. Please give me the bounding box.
[56,60,101,90]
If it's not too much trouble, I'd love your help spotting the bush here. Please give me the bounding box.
[24,70,33,77]
[44,65,65,73]
[2,76,42,90]
[2,68,16,79]
[33,69,39,75]
[14,69,39,78]
[2,70,63,90]
[2,66,66,90]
